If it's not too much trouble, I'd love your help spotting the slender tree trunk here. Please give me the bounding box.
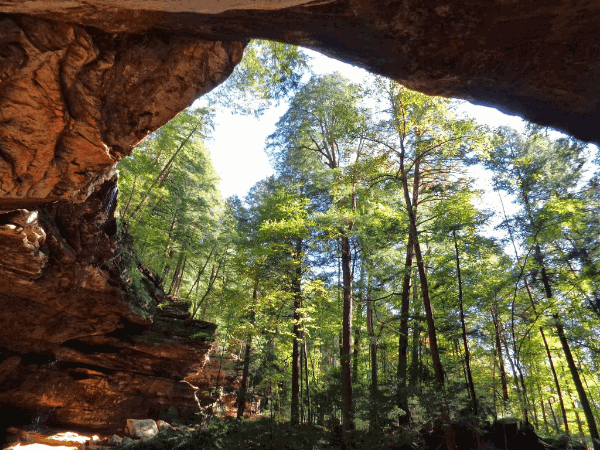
[535,244,598,446]
[540,327,568,432]
[189,257,223,319]
[131,122,200,220]
[538,383,550,434]
[524,279,569,432]
[531,398,540,430]
[549,398,560,432]
[120,172,138,219]
[185,245,216,301]
[301,340,304,424]
[171,254,187,298]
[563,381,586,436]
[237,336,252,420]
[366,285,378,427]
[554,316,600,450]
[353,321,360,384]
[397,232,414,418]
[492,304,510,406]
[291,290,301,424]
[410,277,421,387]
[492,353,498,420]
[291,239,302,425]
[399,160,444,387]
[291,239,303,425]
[340,233,354,443]
[501,334,527,420]
[397,136,453,448]
[453,230,477,415]
[167,251,185,296]
[237,289,257,420]
[303,333,312,424]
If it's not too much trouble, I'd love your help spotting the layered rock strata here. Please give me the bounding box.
[0,180,239,432]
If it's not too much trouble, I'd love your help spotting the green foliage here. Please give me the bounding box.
[207,40,312,116]
[117,50,600,446]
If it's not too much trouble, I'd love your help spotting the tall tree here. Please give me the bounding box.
[268,73,372,445]
[486,128,600,448]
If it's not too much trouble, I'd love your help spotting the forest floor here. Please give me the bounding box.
[107,417,583,450]
[3,417,589,450]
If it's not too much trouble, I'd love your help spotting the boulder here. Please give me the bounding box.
[125,419,158,439]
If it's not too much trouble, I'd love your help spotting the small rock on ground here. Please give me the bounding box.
[125,419,159,439]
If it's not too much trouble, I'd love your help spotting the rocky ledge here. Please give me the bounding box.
[0,298,241,433]
[0,179,240,433]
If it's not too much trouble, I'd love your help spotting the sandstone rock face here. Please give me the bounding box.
[2,1,600,145]
[0,16,243,205]
[0,180,240,431]
[0,13,244,433]
[0,298,239,431]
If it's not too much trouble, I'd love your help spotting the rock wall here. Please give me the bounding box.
[0,179,239,432]
[0,15,243,433]
[0,16,243,205]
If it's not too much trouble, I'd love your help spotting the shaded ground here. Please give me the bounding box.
[116,417,585,450]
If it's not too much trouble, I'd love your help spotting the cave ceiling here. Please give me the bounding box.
[3,0,600,149]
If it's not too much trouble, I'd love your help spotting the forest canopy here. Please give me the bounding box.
[116,41,600,450]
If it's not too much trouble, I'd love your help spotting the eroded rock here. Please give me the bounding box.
[2,1,599,145]
[0,16,243,205]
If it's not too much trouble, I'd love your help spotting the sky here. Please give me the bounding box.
[203,49,527,201]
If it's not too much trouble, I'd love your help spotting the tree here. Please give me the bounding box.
[268,72,372,444]
[485,128,600,449]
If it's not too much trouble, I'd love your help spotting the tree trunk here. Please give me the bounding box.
[453,230,477,415]
[398,145,453,449]
[185,245,216,301]
[523,278,569,432]
[540,326,568,432]
[491,304,509,406]
[340,233,354,443]
[167,251,185,296]
[291,292,301,425]
[535,244,599,445]
[410,277,421,387]
[501,334,527,421]
[131,122,200,220]
[353,321,360,384]
[554,316,600,450]
[397,232,414,418]
[549,398,560,432]
[303,333,312,424]
[171,254,187,298]
[366,285,378,427]
[291,239,303,425]
[538,383,550,434]
[237,289,257,420]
